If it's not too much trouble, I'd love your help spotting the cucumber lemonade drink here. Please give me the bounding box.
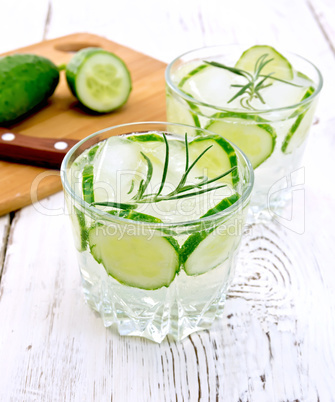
[61,122,253,342]
[165,45,322,217]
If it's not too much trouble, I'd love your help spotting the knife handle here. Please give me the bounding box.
[0,128,78,169]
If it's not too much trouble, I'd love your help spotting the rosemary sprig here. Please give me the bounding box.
[92,133,236,210]
[132,152,153,201]
[204,53,301,110]
[91,201,138,210]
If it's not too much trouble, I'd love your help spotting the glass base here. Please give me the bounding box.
[80,254,230,343]
[83,280,227,343]
[247,187,294,224]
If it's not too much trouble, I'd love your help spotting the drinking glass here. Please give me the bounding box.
[61,122,253,342]
[165,45,322,219]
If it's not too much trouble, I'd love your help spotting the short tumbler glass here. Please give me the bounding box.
[61,122,253,343]
[165,45,322,219]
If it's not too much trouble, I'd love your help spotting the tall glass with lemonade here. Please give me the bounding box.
[61,122,253,343]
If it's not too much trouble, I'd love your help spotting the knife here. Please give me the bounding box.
[0,128,79,169]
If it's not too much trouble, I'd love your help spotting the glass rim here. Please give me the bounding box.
[60,121,254,229]
[165,44,323,115]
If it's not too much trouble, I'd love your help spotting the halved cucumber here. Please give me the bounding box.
[235,45,293,80]
[66,47,132,113]
[205,113,276,168]
[281,86,315,154]
[189,135,239,185]
[180,193,240,275]
[88,219,180,290]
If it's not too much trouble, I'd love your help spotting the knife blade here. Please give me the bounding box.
[0,128,79,169]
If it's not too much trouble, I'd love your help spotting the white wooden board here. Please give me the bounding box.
[0,0,335,400]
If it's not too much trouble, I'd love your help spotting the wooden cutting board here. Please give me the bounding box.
[0,33,167,216]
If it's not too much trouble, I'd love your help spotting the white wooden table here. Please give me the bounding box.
[1,1,335,400]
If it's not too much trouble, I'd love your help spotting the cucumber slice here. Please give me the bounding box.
[108,209,161,223]
[235,45,293,80]
[281,86,315,154]
[205,113,276,168]
[166,63,210,129]
[88,219,180,290]
[127,131,189,193]
[82,164,95,204]
[88,144,101,161]
[176,61,233,109]
[178,64,209,88]
[127,133,164,143]
[66,47,132,113]
[189,135,239,185]
[180,194,240,275]
[166,92,201,130]
[70,207,88,252]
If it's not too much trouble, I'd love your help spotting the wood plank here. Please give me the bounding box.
[0,33,166,216]
[0,0,49,53]
[0,215,10,275]
[0,196,334,401]
[0,0,335,400]
[308,0,335,53]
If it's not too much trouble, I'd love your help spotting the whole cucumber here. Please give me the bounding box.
[0,54,59,124]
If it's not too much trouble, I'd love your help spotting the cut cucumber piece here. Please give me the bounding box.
[66,47,132,113]
[282,86,315,154]
[189,135,239,185]
[88,221,180,290]
[127,133,164,143]
[70,207,88,252]
[176,61,233,109]
[178,64,209,88]
[235,45,293,80]
[201,192,240,218]
[205,113,276,169]
[82,164,95,204]
[128,131,188,193]
[108,209,161,223]
[166,92,201,130]
[88,144,101,161]
[169,63,211,128]
[180,194,240,275]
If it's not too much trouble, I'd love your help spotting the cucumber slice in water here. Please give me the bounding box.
[108,209,161,223]
[178,64,209,88]
[235,45,293,80]
[205,113,276,169]
[166,63,211,129]
[189,135,239,185]
[70,207,88,252]
[166,92,201,130]
[281,86,315,154]
[82,164,95,204]
[180,193,240,275]
[127,133,164,143]
[66,47,132,113]
[88,219,180,290]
